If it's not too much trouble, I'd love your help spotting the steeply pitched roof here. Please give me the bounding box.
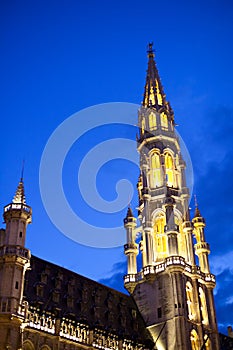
[24,255,153,346]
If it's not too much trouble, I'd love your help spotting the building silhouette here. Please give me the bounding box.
[0,44,231,349]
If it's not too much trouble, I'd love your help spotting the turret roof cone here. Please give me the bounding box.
[194,195,202,218]
[126,206,134,219]
[12,178,26,204]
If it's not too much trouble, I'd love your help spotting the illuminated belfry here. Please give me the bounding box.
[124,43,219,350]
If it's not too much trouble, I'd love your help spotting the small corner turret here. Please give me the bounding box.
[3,178,32,246]
[124,207,138,292]
[192,197,211,274]
[0,177,32,324]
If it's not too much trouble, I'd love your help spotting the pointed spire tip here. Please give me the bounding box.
[147,42,155,56]
[12,178,26,205]
[21,159,25,182]
[194,194,202,218]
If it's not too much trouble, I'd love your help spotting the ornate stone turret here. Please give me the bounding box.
[124,207,138,281]
[0,178,32,349]
[192,198,210,274]
[124,44,219,349]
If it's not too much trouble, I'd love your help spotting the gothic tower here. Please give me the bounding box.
[0,178,32,349]
[124,44,219,350]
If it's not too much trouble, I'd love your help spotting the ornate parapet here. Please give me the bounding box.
[20,305,149,350]
[124,256,215,288]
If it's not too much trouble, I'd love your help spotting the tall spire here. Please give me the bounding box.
[12,178,26,204]
[143,43,173,117]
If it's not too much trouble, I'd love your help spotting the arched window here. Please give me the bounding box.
[149,112,157,130]
[149,86,156,105]
[165,153,175,187]
[23,341,35,350]
[204,334,211,350]
[175,216,186,258]
[186,282,196,320]
[153,214,167,261]
[151,153,162,187]
[141,118,145,135]
[190,329,200,350]
[161,112,168,129]
[199,287,209,325]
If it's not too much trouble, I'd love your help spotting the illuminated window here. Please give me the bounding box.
[153,214,167,260]
[149,112,157,130]
[186,282,196,320]
[204,334,211,350]
[149,86,156,105]
[141,118,145,135]
[165,153,175,187]
[199,287,209,325]
[175,217,186,258]
[151,153,161,187]
[161,112,168,129]
[190,329,199,350]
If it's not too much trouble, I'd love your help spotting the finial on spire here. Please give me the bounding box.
[147,42,155,57]
[194,194,198,208]
[194,194,201,218]
[21,159,25,182]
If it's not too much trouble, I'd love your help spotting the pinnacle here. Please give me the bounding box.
[194,195,202,218]
[12,179,26,204]
[126,206,134,218]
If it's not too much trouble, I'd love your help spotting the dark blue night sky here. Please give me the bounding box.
[1,0,233,334]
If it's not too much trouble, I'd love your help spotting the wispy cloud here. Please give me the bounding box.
[226,296,233,305]
[211,251,233,276]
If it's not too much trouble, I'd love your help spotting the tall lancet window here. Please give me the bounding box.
[175,217,186,258]
[141,118,145,135]
[165,153,175,187]
[153,213,167,259]
[186,282,196,320]
[161,112,168,129]
[199,287,209,325]
[149,86,156,105]
[190,329,200,350]
[204,334,211,350]
[151,152,161,187]
[149,112,157,130]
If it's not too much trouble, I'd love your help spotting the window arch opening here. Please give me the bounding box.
[190,329,200,350]
[186,282,196,320]
[150,152,162,188]
[199,287,209,325]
